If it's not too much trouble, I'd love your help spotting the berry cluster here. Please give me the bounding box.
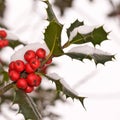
[8,48,52,93]
[0,30,9,48]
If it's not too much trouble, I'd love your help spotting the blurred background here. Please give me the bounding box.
[0,0,120,120]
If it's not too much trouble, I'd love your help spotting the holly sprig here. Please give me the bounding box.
[0,0,115,120]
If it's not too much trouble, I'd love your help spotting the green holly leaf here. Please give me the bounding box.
[0,63,9,85]
[14,89,42,120]
[43,73,85,108]
[43,0,61,25]
[69,26,109,46]
[9,40,25,49]
[2,71,9,82]
[44,21,64,56]
[0,0,6,18]
[67,19,84,38]
[65,45,114,65]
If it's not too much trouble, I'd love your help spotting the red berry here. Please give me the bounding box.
[26,73,42,86]
[29,58,40,70]
[24,50,36,62]
[41,65,47,74]
[46,58,52,64]
[0,40,5,48]
[16,78,27,89]
[2,39,9,47]
[14,60,25,72]
[0,30,7,38]
[24,85,34,93]
[36,48,46,59]
[9,61,15,70]
[9,70,20,81]
[35,75,42,86]
[25,63,34,73]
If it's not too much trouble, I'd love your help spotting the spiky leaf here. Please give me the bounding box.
[14,89,42,120]
[69,26,108,46]
[44,21,64,56]
[65,45,114,65]
[43,73,85,108]
[67,19,84,38]
[43,0,60,24]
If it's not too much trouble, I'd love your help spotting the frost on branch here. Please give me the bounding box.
[44,73,85,108]
[65,45,114,65]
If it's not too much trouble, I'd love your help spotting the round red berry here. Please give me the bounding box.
[9,61,15,70]
[9,70,20,81]
[24,50,36,62]
[24,85,34,93]
[36,48,46,59]
[0,30,7,38]
[41,65,47,74]
[14,60,25,72]
[29,58,40,70]
[2,39,9,47]
[25,63,34,73]
[46,58,52,64]
[35,75,42,86]
[26,73,42,86]
[0,40,5,48]
[16,78,27,89]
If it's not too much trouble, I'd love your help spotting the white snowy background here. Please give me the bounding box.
[1,0,120,120]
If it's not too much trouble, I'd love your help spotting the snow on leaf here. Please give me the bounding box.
[44,73,85,108]
[14,89,42,120]
[68,26,108,46]
[65,45,114,65]
[69,25,95,41]
[44,21,64,56]
[11,43,50,62]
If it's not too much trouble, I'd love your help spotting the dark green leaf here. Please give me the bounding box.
[44,21,64,56]
[0,0,6,18]
[2,71,9,82]
[14,89,42,120]
[65,45,114,65]
[9,40,25,49]
[43,73,85,108]
[92,26,108,45]
[67,19,84,38]
[44,0,61,25]
[0,63,9,85]
[69,26,109,46]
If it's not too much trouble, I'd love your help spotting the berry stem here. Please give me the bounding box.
[0,82,15,96]
[62,41,71,49]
